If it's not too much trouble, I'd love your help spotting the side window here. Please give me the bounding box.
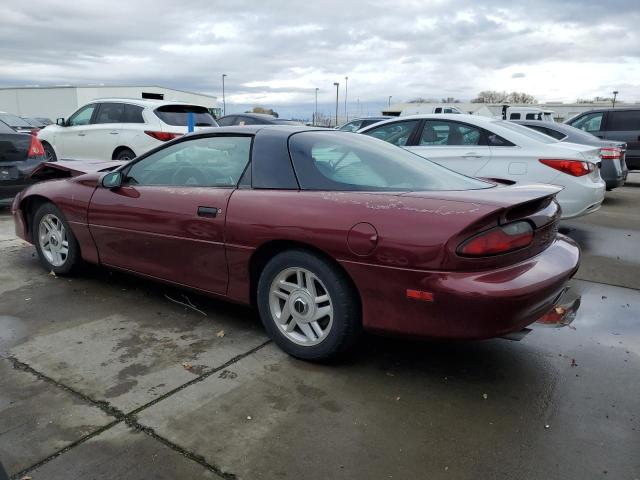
[434,107,442,113]
[94,103,125,124]
[125,136,252,187]
[216,116,236,127]
[569,112,603,132]
[123,104,145,123]
[486,132,515,147]
[525,113,537,120]
[420,121,483,146]
[67,104,97,127]
[607,111,640,131]
[237,116,258,126]
[339,120,362,132]
[509,113,521,120]
[362,120,418,146]
[541,127,567,140]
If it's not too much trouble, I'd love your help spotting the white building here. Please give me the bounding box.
[0,85,220,121]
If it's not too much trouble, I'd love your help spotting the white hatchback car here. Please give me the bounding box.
[359,114,605,218]
[38,98,218,162]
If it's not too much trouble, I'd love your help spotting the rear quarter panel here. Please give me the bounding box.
[224,189,499,304]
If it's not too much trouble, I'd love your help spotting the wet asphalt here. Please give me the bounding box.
[0,174,638,480]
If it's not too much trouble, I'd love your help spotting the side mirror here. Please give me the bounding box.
[56,117,66,126]
[101,171,122,189]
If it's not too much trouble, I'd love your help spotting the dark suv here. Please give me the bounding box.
[566,108,640,170]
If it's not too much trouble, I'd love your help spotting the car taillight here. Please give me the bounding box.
[599,147,621,160]
[144,130,182,141]
[539,159,595,177]
[458,221,533,257]
[28,134,45,158]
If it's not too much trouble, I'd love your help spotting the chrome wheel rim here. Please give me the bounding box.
[269,267,333,346]
[38,213,69,267]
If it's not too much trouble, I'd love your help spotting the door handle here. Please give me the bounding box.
[110,131,119,135]
[462,153,482,158]
[78,133,86,136]
[197,206,219,218]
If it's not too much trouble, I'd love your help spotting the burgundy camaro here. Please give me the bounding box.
[12,126,580,360]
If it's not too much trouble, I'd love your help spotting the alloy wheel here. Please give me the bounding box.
[269,267,333,346]
[38,213,69,267]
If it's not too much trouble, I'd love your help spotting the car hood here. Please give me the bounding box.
[30,160,125,179]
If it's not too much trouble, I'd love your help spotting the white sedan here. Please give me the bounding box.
[358,114,605,219]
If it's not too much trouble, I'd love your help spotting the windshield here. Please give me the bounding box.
[0,113,32,128]
[497,120,559,144]
[289,131,492,192]
[154,105,218,127]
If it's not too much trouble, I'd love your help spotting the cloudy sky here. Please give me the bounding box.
[1,0,639,118]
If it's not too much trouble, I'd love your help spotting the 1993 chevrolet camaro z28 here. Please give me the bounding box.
[12,126,580,360]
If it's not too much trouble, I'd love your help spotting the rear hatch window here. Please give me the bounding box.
[0,113,32,129]
[154,105,218,127]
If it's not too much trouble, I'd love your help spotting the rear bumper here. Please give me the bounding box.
[342,235,580,340]
[555,178,605,219]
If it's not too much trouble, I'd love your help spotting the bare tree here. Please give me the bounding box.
[247,106,279,117]
[407,97,438,103]
[471,90,536,104]
[441,97,461,103]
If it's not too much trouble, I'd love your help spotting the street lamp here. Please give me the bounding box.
[388,95,392,108]
[612,90,619,108]
[333,82,339,127]
[314,87,319,126]
[222,74,227,116]
[344,76,348,122]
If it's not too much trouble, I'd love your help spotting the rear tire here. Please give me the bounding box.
[257,250,360,361]
[42,142,57,162]
[114,148,136,161]
[33,203,81,275]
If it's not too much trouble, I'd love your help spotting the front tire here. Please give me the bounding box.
[257,250,360,361]
[33,203,81,275]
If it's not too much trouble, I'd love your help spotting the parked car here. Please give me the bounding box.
[501,106,555,122]
[514,120,628,190]
[565,108,640,171]
[0,120,47,206]
[216,113,302,126]
[358,114,605,219]
[20,117,49,130]
[0,111,36,134]
[337,116,392,132]
[37,99,218,162]
[13,126,580,360]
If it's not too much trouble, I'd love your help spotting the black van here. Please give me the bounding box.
[565,108,640,170]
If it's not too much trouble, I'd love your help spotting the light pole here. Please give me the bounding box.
[344,76,348,122]
[333,82,339,127]
[314,87,319,126]
[222,74,227,116]
[612,90,619,108]
[388,95,392,109]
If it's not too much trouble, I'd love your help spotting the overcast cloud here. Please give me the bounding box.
[1,0,639,117]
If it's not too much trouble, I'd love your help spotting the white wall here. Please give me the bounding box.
[0,86,218,121]
[0,87,78,120]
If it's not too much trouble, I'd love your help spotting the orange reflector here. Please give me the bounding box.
[406,289,434,302]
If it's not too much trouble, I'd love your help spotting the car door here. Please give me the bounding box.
[601,110,640,160]
[85,102,124,160]
[567,111,605,138]
[88,134,253,295]
[56,103,98,160]
[407,120,491,175]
